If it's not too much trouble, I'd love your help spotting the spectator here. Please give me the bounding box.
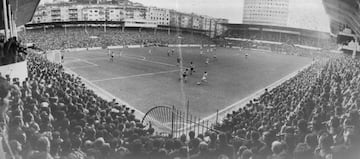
[0,76,11,123]
[67,137,86,159]
[246,131,264,156]
[257,131,275,159]
[9,140,22,159]
[28,136,52,159]
[190,142,213,159]
[216,133,235,159]
[270,141,285,159]
[240,149,253,159]
[293,143,313,159]
[314,133,333,159]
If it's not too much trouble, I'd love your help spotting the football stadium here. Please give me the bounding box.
[0,0,360,159]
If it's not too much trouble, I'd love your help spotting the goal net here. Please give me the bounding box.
[46,50,62,64]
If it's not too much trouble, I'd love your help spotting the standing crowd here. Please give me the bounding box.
[18,27,214,51]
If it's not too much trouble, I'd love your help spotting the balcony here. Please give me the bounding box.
[68,8,78,12]
[51,14,61,17]
[69,13,78,17]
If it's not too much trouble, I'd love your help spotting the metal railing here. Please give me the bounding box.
[142,105,221,138]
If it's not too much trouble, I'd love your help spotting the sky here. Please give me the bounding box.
[40,0,331,32]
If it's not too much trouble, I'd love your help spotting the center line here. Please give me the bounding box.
[91,69,180,82]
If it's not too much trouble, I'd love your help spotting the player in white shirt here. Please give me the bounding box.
[148,48,152,54]
[171,49,175,55]
[205,57,210,65]
[177,57,181,66]
[118,49,123,57]
[197,72,208,85]
[107,48,111,56]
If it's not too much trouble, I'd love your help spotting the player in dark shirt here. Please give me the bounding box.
[190,62,195,75]
[177,57,181,66]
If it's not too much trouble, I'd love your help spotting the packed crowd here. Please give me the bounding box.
[0,53,157,159]
[215,55,360,159]
[18,27,214,51]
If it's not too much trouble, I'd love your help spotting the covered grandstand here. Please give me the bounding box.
[221,23,336,50]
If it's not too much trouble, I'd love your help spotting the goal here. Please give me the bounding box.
[46,50,62,64]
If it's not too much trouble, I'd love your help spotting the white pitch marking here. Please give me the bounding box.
[121,54,176,67]
[91,69,180,82]
[63,57,78,61]
[141,59,177,67]
[79,59,99,66]
[63,59,81,64]
[67,65,98,69]
[74,55,176,67]
[121,54,146,60]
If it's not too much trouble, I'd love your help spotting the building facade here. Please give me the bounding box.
[31,3,228,35]
[146,7,170,25]
[124,6,147,20]
[106,7,123,21]
[169,10,181,27]
[215,18,229,37]
[243,0,289,26]
[191,14,202,30]
[83,7,105,21]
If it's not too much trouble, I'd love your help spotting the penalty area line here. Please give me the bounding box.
[121,54,176,67]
